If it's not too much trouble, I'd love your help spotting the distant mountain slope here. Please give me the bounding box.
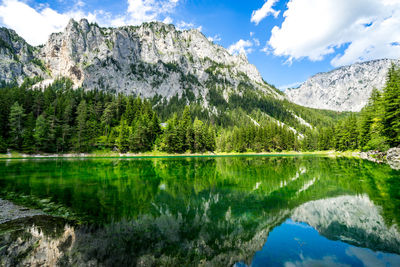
[285,59,400,112]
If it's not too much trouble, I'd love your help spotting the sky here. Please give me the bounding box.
[0,0,400,89]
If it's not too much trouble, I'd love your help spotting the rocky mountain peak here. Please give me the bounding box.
[285,59,400,112]
[1,18,280,108]
[0,27,48,84]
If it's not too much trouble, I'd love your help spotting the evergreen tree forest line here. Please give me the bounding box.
[0,78,215,154]
[0,63,399,154]
[304,64,400,152]
[0,78,308,154]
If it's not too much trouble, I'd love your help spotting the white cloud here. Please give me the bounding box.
[251,0,280,25]
[278,81,302,90]
[267,0,400,67]
[0,0,181,45]
[253,38,260,46]
[123,0,179,26]
[0,0,103,45]
[208,34,221,43]
[163,16,173,24]
[250,31,255,37]
[176,21,202,31]
[228,39,253,56]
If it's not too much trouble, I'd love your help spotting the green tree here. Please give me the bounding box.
[118,119,130,153]
[8,102,25,150]
[101,102,115,137]
[193,118,205,152]
[34,114,49,152]
[0,135,7,153]
[22,112,36,153]
[76,100,88,152]
[382,64,400,146]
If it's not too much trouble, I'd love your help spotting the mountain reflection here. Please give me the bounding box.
[0,156,399,266]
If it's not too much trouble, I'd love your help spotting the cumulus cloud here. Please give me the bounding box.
[267,0,400,67]
[176,21,202,31]
[208,34,221,43]
[121,0,179,26]
[163,16,173,24]
[228,39,253,56]
[0,0,101,45]
[251,0,280,25]
[0,0,181,45]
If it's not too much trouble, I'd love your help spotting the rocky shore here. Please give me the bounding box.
[0,199,44,224]
[360,147,400,170]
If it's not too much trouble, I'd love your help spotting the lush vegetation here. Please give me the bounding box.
[0,77,318,154]
[0,64,399,154]
[0,78,216,154]
[306,64,400,152]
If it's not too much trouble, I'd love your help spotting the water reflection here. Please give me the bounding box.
[0,156,399,266]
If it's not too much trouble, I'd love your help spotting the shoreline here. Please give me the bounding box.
[0,198,44,224]
[0,150,359,159]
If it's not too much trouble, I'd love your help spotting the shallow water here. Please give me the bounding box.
[0,156,399,266]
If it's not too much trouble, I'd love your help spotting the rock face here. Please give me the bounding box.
[1,19,281,106]
[359,150,386,164]
[387,147,400,170]
[286,59,400,112]
[0,28,48,84]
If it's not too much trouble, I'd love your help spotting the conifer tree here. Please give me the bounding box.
[382,64,400,146]
[8,102,25,150]
[22,112,36,153]
[34,114,49,152]
[118,119,130,153]
[76,100,88,152]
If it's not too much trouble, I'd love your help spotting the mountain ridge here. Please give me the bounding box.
[0,18,281,108]
[285,58,400,112]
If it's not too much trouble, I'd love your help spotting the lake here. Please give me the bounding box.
[0,156,399,266]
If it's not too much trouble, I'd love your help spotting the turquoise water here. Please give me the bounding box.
[0,156,399,266]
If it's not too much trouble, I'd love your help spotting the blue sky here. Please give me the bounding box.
[1,0,399,89]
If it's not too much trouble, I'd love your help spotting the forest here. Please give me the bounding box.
[0,64,399,154]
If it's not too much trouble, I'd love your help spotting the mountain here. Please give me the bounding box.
[1,19,281,106]
[285,59,400,112]
[0,28,48,84]
[1,19,348,142]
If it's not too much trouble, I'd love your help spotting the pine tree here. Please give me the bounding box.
[0,135,7,153]
[34,114,49,152]
[179,106,192,151]
[193,118,205,152]
[149,112,161,145]
[8,102,25,150]
[22,112,36,153]
[76,100,88,152]
[101,102,114,137]
[382,64,400,146]
[118,119,130,153]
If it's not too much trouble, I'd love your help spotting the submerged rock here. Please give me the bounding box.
[0,198,44,224]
